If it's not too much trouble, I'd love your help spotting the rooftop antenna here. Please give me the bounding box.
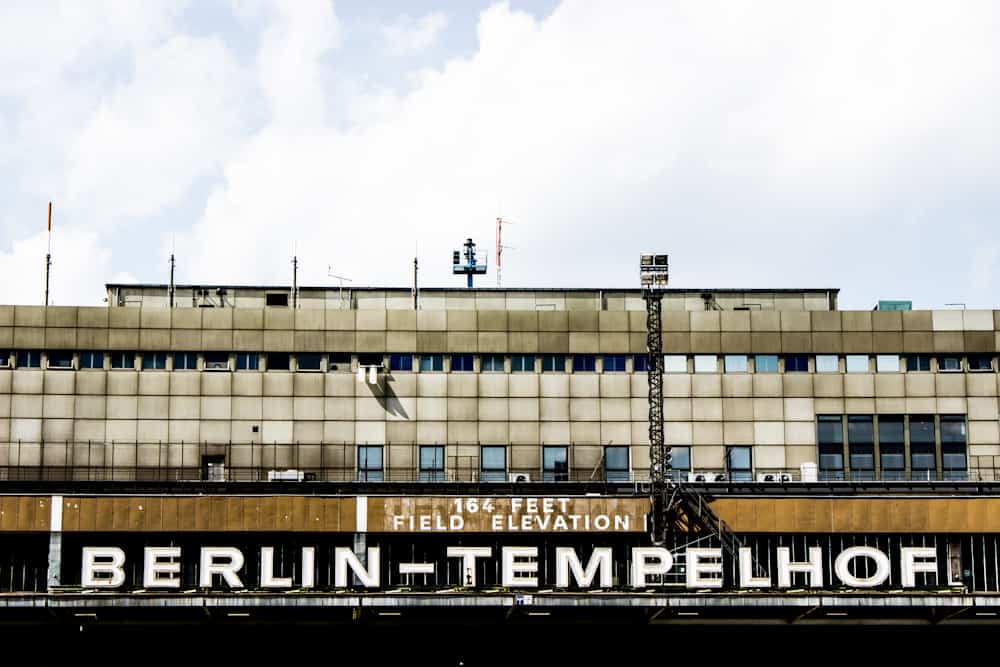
[452,237,487,288]
[496,217,516,287]
[44,202,52,306]
[412,242,419,310]
[327,267,353,309]
[292,244,299,309]
[169,235,176,309]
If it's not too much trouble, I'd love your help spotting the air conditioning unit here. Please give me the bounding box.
[267,469,305,482]
[510,473,531,483]
[757,472,793,483]
[688,472,726,483]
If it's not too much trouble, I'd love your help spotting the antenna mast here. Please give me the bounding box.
[169,249,176,309]
[44,202,52,306]
[413,255,419,309]
[292,255,299,309]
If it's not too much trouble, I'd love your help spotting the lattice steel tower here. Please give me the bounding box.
[640,254,671,542]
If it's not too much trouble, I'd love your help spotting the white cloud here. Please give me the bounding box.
[381,12,448,57]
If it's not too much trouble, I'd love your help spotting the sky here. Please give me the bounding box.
[1,0,998,310]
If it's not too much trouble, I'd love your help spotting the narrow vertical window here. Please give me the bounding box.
[878,415,905,481]
[480,446,506,482]
[358,446,384,481]
[604,446,629,481]
[847,415,874,481]
[817,415,844,481]
[909,415,936,480]
[726,446,752,482]
[543,446,568,481]
[419,445,445,481]
[940,415,967,481]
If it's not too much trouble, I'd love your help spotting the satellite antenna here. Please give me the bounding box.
[327,266,353,309]
[452,238,487,288]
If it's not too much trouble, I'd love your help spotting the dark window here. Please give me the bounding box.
[847,415,875,481]
[879,415,905,480]
[755,355,778,373]
[542,355,565,372]
[727,446,752,482]
[420,354,443,372]
[480,355,504,372]
[668,446,690,481]
[419,446,445,482]
[297,353,322,371]
[480,446,506,482]
[142,352,167,370]
[358,353,383,367]
[968,355,994,372]
[0,351,10,368]
[543,446,568,481]
[265,293,289,307]
[906,355,932,372]
[941,415,968,480]
[938,356,962,372]
[450,354,474,372]
[909,415,936,479]
[16,350,41,368]
[574,355,596,372]
[79,351,104,369]
[236,353,259,371]
[633,355,648,372]
[603,355,626,372]
[510,355,534,372]
[358,446,383,482]
[47,351,74,369]
[204,352,229,370]
[784,355,809,372]
[109,351,135,370]
[174,352,198,370]
[604,446,629,481]
[201,455,226,482]
[328,353,351,371]
[389,354,413,371]
[817,415,844,480]
[267,353,290,371]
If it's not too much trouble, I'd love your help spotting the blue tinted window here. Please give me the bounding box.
[450,354,474,372]
[543,446,568,481]
[603,355,626,372]
[174,352,198,370]
[754,355,778,373]
[542,356,565,372]
[419,446,445,481]
[236,353,259,371]
[79,351,103,369]
[16,351,41,368]
[784,355,808,372]
[481,446,506,482]
[389,354,413,371]
[604,446,629,481]
[142,352,167,370]
[110,351,135,370]
[632,355,648,372]
[906,355,931,371]
[420,355,443,372]
[511,355,534,372]
[574,355,596,372]
[481,355,504,372]
[358,445,383,482]
[727,446,752,481]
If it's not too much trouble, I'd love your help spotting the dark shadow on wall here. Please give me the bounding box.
[362,373,410,419]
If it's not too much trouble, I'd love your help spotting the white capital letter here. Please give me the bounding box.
[834,547,890,588]
[776,547,824,588]
[260,547,292,588]
[143,547,180,588]
[334,547,380,587]
[686,548,723,589]
[738,548,771,588]
[901,547,938,587]
[555,547,612,588]
[631,547,673,587]
[82,547,125,588]
[447,547,492,587]
[502,547,538,587]
[199,547,245,588]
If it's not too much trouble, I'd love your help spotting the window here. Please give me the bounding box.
[390,354,414,372]
[573,355,596,372]
[968,355,994,372]
[480,355,504,372]
[109,351,135,370]
[938,356,962,372]
[450,354,474,372]
[297,353,322,371]
[79,351,104,370]
[480,446,506,482]
[510,355,534,372]
[694,355,718,373]
[632,355,648,372]
[668,446,690,482]
[603,355,626,372]
[726,446,752,482]
[845,355,869,373]
[724,355,748,373]
[0,351,10,368]
[542,446,568,481]
[754,355,778,373]
[664,355,687,373]
[236,353,259,371]
[815,355,839,373]
[47,351,74,369]
[604,446,629,482]
[174,352,198,370]
[541,355,565,372]
[204,352,230,371]
[879,416,905,481]
[357,445,383,482]
[817,415,844,480]
[906,355,932,372]
[265,293,289,307]
[909,415,936,480]
[784,355,808,372]
[876,355,900,372]
[418,446,445,482]
[15,350,41,368]
[328,353,351,371]
[267,352,290,371]
[847,415,875,481]
[142,352,167,370]
[420,354,443,372]
[358,353,383,367]
[940,415,967,480]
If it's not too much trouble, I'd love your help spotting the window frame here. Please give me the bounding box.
[480,354,504,372]
[109,351,135,370]
[724,355,748,373]
[693,355,718,373]
[602,355,626,372]
[480,445,506,482]
[604,445,630,482]
[542,445,569,482]
[845,355,869,373]
[47,351,74,370]
[141,351,168,370]
[174,352,199,371]
[573,355,596,372]
[783,355,809,372]
[357,445,384,482]
[236,353,260,371]
[79,351,104,370]
[754,355,778,373]
[510,355,534,372]
[815,355,839,373]
[541,355,566,373]
[418,445,445,482]
[419,354,444,372]
[663,355,687,373]
[876,354,900,373]
[726,446,752,482]
[16,350,42,369]
[450,354,474,372]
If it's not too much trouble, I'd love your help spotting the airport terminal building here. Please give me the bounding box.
[1,282,1000,627]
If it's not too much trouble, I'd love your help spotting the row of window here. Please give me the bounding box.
[817,414,967,481]
[2,351,996,374]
